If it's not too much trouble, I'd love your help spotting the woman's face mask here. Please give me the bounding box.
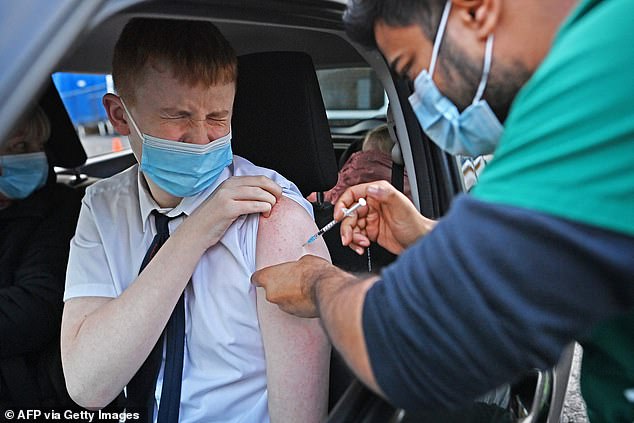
[408,1,503,157]
[121,99,233,198]
[0,152,48,199]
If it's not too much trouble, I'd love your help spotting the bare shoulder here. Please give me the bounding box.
[256,196,329,268]
[258,196,316,239]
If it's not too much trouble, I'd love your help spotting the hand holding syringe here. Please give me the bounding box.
[303,198,367,247]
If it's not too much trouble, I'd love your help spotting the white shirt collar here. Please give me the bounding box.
[137,162,234,232]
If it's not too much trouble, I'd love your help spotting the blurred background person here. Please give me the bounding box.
[323,124,411,204]
[0,105,81,408]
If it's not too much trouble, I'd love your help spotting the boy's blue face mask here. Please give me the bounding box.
[0,152,49,199]
[408,1,503,157]
[121,99,233,198]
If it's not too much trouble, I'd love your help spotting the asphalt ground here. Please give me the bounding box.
[562,344,589,422]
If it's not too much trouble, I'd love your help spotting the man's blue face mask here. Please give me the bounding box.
[121,99,233,198]
[0,152,48,199]
[408,1,503,157]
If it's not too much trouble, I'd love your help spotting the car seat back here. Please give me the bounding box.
[232,51,338,196]
[39,79,87,169]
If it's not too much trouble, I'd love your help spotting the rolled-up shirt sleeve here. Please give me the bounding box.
[362,195,634,411]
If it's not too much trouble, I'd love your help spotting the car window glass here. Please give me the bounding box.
[52,69,388,161]
[52,72,130,159]
[317,67,387,125]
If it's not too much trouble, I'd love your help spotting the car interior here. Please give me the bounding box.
[2,0,579,421]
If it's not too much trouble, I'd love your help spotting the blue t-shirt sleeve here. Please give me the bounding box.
[362,195,634,411]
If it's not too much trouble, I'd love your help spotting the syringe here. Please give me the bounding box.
[303,198,367,247]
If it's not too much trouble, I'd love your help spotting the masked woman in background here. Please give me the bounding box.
[0,106,81,408]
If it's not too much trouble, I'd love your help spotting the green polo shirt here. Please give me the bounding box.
[473,0,634,235]
[581,312,634,423]
[472,0,634,420]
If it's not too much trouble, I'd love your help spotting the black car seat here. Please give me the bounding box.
[332,118,386,169]
[232,51,338,197]
[38,78,100,191]
[40,79,87,170]
[338,137,363,169]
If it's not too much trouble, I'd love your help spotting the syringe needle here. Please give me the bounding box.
[342,197,367,217]
[303,198,366,247]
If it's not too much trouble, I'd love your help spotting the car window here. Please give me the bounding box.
[316,67,388,165]
[52,72,130,159]
[53,69,387,162]
[317,67,387,125]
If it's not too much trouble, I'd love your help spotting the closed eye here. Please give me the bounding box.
[400,60,414,81]
[206,117,228,124]
[163,113,189,120]
[389,56,413,81]
[9,141,28,154]
[206,111,230,121]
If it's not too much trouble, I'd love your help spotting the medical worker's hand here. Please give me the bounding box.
[335,180,436,255]
[186,175,282,249]
[252,254,354,318]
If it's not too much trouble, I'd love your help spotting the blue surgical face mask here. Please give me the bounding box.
[0,152,49,199]
[408,1,503,157]
[121,99,233,198]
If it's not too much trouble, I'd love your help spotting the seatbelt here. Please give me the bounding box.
[387,107,405,194]
[382,107,405,274]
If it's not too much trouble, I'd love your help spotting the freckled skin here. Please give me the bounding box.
[255,195,331,422]
[259,196,326,258]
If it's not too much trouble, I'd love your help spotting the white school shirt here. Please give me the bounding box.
[65,155,313,423]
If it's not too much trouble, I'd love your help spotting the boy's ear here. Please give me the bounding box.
[452,0,501,41]
[103,93,131,136]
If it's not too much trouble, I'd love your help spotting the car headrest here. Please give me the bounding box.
[232,51,338,197]
[40,78,87,168]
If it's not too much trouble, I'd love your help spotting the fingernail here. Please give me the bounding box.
[367,185,379,195]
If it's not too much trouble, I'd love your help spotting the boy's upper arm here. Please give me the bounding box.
[255,196,330,269]
[254,196,331,421]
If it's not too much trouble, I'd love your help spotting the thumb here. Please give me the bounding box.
[250,269,263,287]
[366,183,390,201]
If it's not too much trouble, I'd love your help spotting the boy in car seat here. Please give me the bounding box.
[61,18,330,423]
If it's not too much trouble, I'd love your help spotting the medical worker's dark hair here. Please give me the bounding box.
[343,0,446,49]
